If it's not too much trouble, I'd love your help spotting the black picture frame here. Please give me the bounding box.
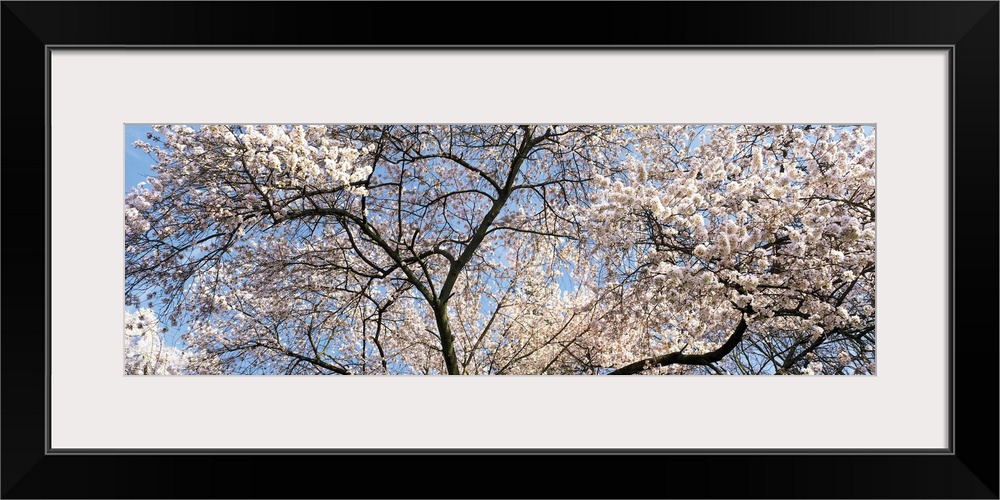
[3,2,997,498]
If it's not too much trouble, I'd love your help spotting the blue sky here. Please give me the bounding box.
[124,124,159,192]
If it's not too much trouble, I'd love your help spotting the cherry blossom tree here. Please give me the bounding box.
[126,124,875,375]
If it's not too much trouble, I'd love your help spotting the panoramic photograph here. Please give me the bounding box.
[125,124,875,375]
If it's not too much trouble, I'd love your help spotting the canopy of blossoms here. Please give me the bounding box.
[126,124,875,375]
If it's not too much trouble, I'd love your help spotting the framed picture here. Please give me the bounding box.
[3,2,996,498]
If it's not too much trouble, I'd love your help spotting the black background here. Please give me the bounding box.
[3,2,997,498]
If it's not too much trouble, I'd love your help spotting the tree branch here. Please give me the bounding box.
[609,316,748,375]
